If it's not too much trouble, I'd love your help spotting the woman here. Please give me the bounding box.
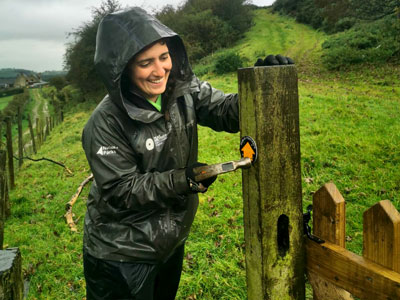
[82,7,239,300]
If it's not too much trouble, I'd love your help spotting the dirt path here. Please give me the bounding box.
[31,89,49,124]
[22,89,51,153]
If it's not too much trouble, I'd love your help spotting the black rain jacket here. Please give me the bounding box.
[82,7,239,263]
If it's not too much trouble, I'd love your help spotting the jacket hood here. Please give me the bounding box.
[94,7,193,110]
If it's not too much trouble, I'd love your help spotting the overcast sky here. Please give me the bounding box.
[0,0,275,73]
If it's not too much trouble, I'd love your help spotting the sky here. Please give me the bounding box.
[0,0,275,73]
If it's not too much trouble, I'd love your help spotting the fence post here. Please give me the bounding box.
[238,65,304,299]
[35,117,40,147]
[363,200,400,272]
[4,182,10,219]
[0,248,23,300]
[46,117,50,136]
[0,150,6,249]
[17,107,23,167]
[5,118,14,190]
[43,119,47,142]
[0,124,2,150]
[27,114,36,154]
[309,183,353,299]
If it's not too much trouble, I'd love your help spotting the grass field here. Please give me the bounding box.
[0,94,14,110]
[4,8,400,300]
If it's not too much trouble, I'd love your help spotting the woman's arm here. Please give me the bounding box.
[194,79,239,133]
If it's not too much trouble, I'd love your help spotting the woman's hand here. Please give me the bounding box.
[185,162,217,193]
[254,54,295,66]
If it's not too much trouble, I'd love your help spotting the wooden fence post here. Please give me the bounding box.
[27,114,36,154]
[0,124,2,150]
[43,119,47,142]
[17,107,23,167]
[0,150,6,250]
[35,117,40,147]
[0,125,6,218]
[363,200,400,272]
[46,117,50,136]
[238,65,304,299]
[4,182,10,219]
[0,248,23,300]
[308,183,353,299]
[5,118,14,190]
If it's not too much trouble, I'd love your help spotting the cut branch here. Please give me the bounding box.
[13,155,73,175]
[65,174,93,232]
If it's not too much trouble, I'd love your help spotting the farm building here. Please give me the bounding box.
[0,78,15,89]
[14,73,41,88]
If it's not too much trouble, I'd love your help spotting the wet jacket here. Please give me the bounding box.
[82,7,239,263]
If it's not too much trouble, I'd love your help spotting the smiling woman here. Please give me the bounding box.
[81,6,240,300]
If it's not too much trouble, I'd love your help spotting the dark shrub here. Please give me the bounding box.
[214,52,243,74]
[321,15,400,69]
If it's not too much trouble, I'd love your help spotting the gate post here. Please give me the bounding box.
[238,65,304,299]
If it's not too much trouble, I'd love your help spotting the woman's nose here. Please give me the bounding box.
[153,60,166,76]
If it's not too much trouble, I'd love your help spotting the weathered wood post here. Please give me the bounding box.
[0,150,6,249]
[17,107,23,167]
[238,65,304,299]
[0,248,23,300]
[27,114,36,154]
[5,118,15,190]
[36,117,41,147]
[46,117,50,136]
[0,124,3,150]
[4,183,10,219]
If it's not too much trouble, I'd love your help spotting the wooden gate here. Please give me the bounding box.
[306,182,400,299]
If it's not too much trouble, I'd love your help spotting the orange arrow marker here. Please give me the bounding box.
[241,142,255,161]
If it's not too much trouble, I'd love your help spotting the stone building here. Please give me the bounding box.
[14,73,40,88]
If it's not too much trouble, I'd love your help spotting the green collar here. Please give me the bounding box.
[147,95,162,112]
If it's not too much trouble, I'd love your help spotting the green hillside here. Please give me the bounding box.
[0,68,37,78]
[5,9,400,299]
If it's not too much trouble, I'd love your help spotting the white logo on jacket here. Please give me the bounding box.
[146,138,155,151]
[97,146,118,156]
[146,133,169,151]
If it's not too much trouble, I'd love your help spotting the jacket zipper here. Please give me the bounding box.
[166,106,185,168]
[166,207,171,234]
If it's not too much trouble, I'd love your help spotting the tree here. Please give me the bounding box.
[64,0,121,95]
[212,0,253,35]
[157,0,253,62]
[49,76,67,91]
[350,0,400,20]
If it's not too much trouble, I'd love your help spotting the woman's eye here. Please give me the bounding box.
[139,62,150,68]
[160,55,169,61]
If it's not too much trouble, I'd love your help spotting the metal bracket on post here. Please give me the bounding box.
[303,205,325,244]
